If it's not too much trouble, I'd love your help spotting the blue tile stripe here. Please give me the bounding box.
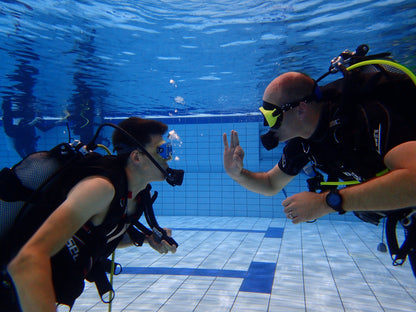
[119,227,283,294]
[171,228,268,234]
[171,227,283,238]
[264,227,284,238]
[239,261,276,294]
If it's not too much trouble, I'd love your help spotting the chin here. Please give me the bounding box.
[156,173,166,181]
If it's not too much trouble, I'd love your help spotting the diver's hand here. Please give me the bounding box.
[145,228,177,254]
[223,130,245,178]
[282,191,333,224]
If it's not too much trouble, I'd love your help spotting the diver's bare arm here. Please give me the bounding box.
[223,130,294,196]
[7,177,115,312]
[235,165,294,196]
[341,141,416,212]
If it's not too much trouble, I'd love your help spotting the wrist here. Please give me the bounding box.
[228,167,244,181]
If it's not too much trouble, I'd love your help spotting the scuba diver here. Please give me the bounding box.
[223,45,416,276]
[1,51,51,158]
[0,116,184,311]
[2,95,39,158]
[2,96,55,158]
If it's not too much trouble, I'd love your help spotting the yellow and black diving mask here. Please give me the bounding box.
[258,101,301,151]
[259,101,300,129]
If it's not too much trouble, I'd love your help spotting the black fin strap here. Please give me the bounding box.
[103,258,122,275]
[386,216,404,264]
[86,261,114,303]
[385,215,416,266]
[407,249,416,278]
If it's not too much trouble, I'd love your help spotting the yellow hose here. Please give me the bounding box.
[97,144,112,155]
[318,61,414,188]
[320,169,389,187]
[347,59,416,87]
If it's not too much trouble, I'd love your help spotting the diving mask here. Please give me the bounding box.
[259,101,300,129]
[157,142,173,160]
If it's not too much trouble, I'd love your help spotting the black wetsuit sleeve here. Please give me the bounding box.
[278,139,310,176]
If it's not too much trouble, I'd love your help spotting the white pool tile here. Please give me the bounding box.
[71,217,416,312]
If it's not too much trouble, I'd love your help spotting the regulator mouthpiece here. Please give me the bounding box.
[260,130,280,151]
[165,168,184,186]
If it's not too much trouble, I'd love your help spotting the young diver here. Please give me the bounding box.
[1,116,183,311]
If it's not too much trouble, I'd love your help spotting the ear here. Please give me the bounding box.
[130,150,141,162]
[297,101,308,121]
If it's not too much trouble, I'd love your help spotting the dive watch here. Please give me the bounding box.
[325,189,346,214]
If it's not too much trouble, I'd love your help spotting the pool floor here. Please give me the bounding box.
[71,216,416,312]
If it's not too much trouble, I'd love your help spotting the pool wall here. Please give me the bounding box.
[0,115,359,221]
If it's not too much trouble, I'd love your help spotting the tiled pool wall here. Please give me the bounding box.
[0,116,358,221]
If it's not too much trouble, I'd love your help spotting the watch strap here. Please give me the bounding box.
[326,189,346,215]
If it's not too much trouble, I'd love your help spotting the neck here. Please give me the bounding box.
[304,120,320,139]
[125,167,148,198]
[305,102,330,141]
[303,102,323,139]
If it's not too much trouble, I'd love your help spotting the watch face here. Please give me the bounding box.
[327,192,342,207]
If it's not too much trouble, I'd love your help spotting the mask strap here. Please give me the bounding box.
[87,123,183,186]
[314,82,323,101]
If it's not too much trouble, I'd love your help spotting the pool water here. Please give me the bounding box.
[0,1,415,311]
[0,1,415,117]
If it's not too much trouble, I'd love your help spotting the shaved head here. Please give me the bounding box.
[263,72,315,106]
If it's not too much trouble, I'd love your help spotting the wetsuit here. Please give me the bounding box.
[279,72,416,183]
[0,154,148,310]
